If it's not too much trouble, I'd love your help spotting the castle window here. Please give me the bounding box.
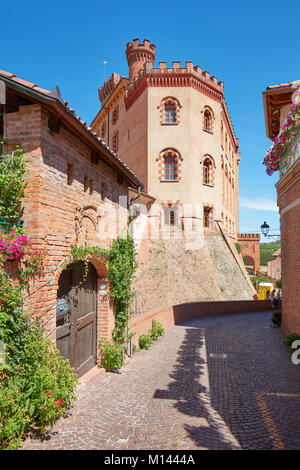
[202,106,214,133]
[159,148,182,182]
[164,206,177,225]
[204,110,212,132]
[203,207,212,228]
[165,102,176,123]
[163,155,176,180]
[203,158,213,185]
[112,105,119,125]
[160,97,180,125]
[170,210,175,225]
[201,155,215,187]
[203,163,209,184]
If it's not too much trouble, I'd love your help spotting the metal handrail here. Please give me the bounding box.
[0,216,24,234]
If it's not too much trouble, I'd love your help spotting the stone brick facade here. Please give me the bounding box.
[267,249,281,280]
[237,233,261,273]
[0,71,142,373]
[91,38,241,239]
[263,81,300,336]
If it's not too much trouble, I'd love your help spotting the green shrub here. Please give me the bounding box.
[260,241,281,266]
[0,314,78,450]
[276,279,282,288]
[138,333,153,350]
[101,341,124,372]
[150,320,165,341]
[251,275,269,289]
[139,321,165,349]
[283,334,300,350]
[0,145,78,450]
[235,243,241,254]
[271,310,282,327]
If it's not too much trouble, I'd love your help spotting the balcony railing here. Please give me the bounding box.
[280,129,300,178]
[0,216,24,234]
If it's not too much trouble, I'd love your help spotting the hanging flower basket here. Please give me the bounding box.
[263,102,300,175]
[0,229,32,262]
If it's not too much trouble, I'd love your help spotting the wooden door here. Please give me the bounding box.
[56,261,97,377]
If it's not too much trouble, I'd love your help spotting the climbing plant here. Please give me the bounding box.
[0,143,77,450]
[0,143,27,219]
[70,236,137,344]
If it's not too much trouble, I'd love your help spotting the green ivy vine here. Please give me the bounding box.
[0,142,77,450]
[70,236,137,344]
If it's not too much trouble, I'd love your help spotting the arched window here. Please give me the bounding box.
[112,105,119,125]
[164,206,177,225]
[201,155,215,186]
[203,159,211,185]
[170,209,175,225]
[203,207,212,228]
[160,97,180,124]
[165,102,176,123]
[163,154,176,180]
[204,110,212,132]
[158,148,182,182]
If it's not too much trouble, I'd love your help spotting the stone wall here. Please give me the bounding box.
[276,157,300,336]
[129,299,279,344]
[4,103,129,360]
[131,228,255,316]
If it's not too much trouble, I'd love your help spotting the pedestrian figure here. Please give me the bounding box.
[271,289,278,309]
[265,290,271,301]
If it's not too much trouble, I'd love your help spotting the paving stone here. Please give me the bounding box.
[22,311,300,450]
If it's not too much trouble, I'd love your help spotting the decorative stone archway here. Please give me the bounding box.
[54,253,115,373]
[237,233,261,273]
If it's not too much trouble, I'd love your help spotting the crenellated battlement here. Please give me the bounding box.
[237,233,261,240]
[125,60,224,99]
[135,60,223,90]
[98,73,124,105]
[126,38,156,81]
[126,38,156,53]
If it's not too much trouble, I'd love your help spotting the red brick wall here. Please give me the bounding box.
[4,103,130,362]
[277,165,300,336]
[129,299,278,345]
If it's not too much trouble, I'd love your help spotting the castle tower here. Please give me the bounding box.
[126,38,156,82]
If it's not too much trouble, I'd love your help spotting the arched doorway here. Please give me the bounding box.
[243,255,255,274]
[237,233,261,273]
[56,261,97,377]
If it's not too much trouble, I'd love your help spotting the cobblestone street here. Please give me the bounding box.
[23,311,300,450]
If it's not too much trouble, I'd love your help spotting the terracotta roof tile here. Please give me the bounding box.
[12,77,38,88]
[266,81,299,91]
[0,69,142,187]
[0,70,16,78]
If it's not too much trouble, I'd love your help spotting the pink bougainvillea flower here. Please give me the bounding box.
[263,102,300,175]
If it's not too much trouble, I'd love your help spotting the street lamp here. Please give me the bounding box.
[261,221,270,237]
[260,221,280,240]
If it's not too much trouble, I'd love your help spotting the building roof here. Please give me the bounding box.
[0,69,143,190]
[263,80,300,140]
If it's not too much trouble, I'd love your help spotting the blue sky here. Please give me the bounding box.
[1,0,299,238]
